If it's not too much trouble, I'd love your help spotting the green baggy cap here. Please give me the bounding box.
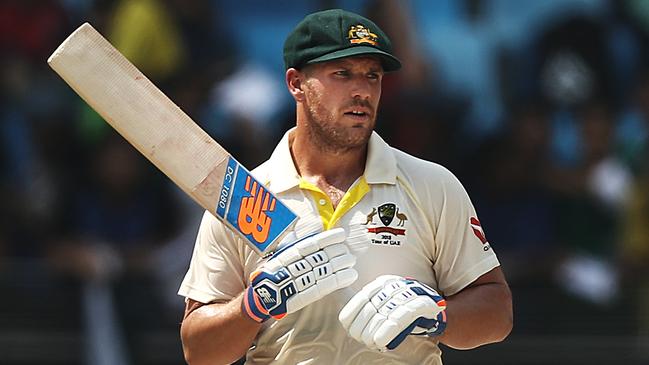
[283,9,401,72]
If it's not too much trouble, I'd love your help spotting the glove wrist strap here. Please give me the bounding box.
[426,310,447,337]
[242,286,271,323]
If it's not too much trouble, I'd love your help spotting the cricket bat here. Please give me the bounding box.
[47,23,297,255]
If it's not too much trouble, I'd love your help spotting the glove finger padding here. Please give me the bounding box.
[339,275,447,351]
[244,228,358,322]
[339,275,402,335]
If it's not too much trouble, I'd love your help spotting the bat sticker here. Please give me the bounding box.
[216,157,296,253]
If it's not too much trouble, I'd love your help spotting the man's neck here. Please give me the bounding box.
[289,128,367,194]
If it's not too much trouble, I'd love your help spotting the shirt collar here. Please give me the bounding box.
[364,130,397,185]
[266,128,397,194]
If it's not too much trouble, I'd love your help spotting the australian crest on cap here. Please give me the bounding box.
[348,24,378,46]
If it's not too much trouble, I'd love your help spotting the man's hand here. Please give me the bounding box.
[339,275,447,351]
[242,228,358,322]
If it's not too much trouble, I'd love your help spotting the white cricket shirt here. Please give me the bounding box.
[179,130,500,364]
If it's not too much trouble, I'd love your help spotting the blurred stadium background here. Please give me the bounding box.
[2,0,649,364]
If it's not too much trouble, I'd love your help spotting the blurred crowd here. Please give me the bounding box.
[2,0,649,364]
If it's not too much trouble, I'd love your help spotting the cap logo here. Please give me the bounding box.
[348,24,378,46]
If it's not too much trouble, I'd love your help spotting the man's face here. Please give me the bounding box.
[300,56,383,152]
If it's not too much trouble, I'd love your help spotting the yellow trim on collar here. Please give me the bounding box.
[299,177,370,230]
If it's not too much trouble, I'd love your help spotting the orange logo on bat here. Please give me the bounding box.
[238,176,276,243]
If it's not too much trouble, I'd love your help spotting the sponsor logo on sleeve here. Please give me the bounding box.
[470,217,491,251]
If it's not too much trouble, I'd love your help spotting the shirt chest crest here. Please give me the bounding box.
[360,202,409,247]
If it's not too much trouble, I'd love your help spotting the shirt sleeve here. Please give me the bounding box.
[178,211,248,303]
[431,168,500,296]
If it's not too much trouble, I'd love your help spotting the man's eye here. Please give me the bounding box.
[367,73,380,80]
[334,70,349,77]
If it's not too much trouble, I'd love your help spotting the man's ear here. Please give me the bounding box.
[286,68,305,102]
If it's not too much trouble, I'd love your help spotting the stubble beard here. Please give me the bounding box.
[303,89,374,154]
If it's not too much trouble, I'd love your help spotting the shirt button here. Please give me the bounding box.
[319,199,326,206]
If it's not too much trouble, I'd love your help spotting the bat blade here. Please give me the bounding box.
[47,23,296,255]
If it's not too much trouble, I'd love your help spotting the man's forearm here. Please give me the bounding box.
[438,277,513,349]
[181,292,261,365]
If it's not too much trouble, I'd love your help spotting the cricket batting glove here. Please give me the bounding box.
[339,275,447,351]
[242,228,358,323]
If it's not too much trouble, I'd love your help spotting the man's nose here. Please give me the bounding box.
[350,77,373,100]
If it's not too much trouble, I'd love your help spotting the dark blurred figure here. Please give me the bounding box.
[51,134,177,279]
[619,70,649,356]
[464,102,561,340]
[618,68,649,175]
[0,0,72,255]
[549,100,631,254]
[468,102,557,285]
[364,0,440,96]
[49,132,182,364]
[546,99,632,321]
[0,141,8,263]
[621,148,649,356]
[0,2,85,364]
[377,90,461,171]
[364,0,464,169]
[169,0,277,169]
